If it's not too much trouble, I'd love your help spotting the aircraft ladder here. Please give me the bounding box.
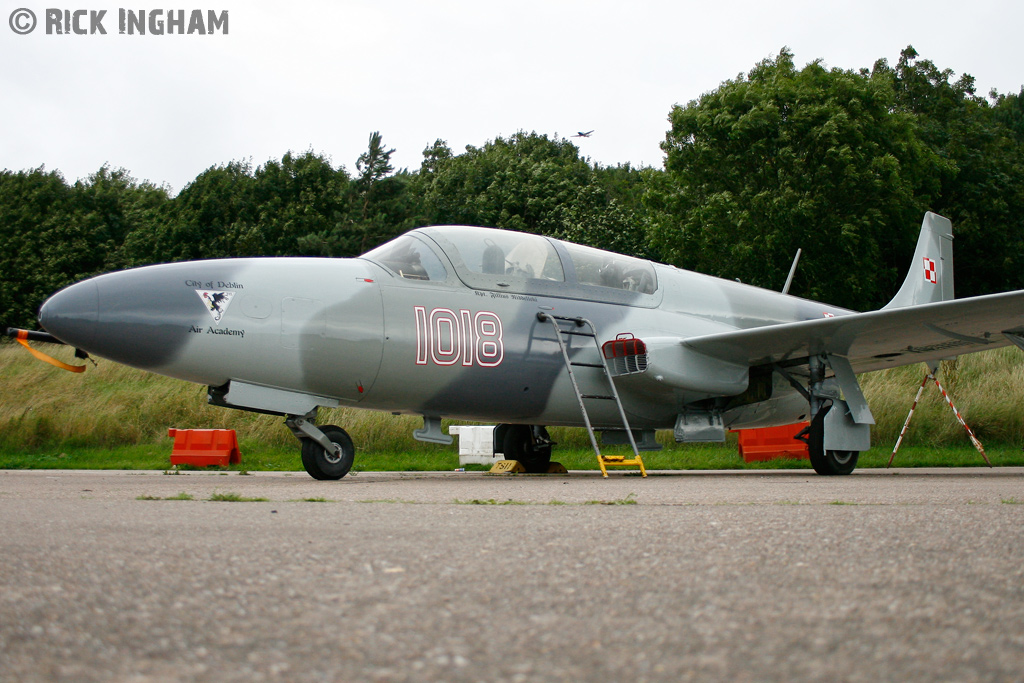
[537,313,646,477]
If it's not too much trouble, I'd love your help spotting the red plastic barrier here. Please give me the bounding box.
[735,423,809,462]
[168,428,241,467]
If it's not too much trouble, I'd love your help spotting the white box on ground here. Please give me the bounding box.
[448,426,500,465]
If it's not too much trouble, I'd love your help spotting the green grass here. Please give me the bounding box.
[454,498,530,505]
[137,492,195,501]
[861,351,1024,446]
[0,442,301,471]
[584,493,638,505]
[208,491,268,502]
[452,495,637,506]
[0,439,1020,472]
[2,342,1023,471]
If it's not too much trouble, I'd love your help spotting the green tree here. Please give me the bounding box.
[297,133,417,256]
[127,160,256,263]
[417,131,655,258]
[880,48,1024,297]
[0,166,170,328]
[992,88,1024,142]
[127,151,359,261]
[0,167,73,328]
[419,131,592,234]
[417,132,589,235]
[655,48,940,309]
[554,173,658,260]
[418,138,453,176]
[248,151,352,256]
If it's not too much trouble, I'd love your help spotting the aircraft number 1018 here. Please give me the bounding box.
[413,306,504,367]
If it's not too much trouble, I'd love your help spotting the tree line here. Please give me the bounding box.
[3,46,1022,328]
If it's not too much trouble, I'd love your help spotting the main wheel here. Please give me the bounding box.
[300,425,354,480]
[809,446,859,475]
[806,403,859,475]
[502,425,552,473]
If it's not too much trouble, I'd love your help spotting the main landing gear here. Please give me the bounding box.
[286,413,355,480]
[496,424,554,473]
[780,354,870,476]
[799,402,859,476]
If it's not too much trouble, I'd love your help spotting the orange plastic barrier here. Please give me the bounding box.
[735,423,809,462]
[168,428,241,467]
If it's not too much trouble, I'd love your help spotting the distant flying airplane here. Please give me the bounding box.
[18,213,1024,479]
[572,130,594,138]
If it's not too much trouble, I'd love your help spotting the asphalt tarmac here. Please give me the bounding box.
[2,468,1023,682]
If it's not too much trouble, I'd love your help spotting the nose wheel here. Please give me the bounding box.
[286,413,355,480]
[300,425,354,480]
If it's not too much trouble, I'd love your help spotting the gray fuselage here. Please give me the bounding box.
[39,226,852,431]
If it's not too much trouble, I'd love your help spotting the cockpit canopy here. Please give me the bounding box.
[427,226,566,282]
[362,225,658,303]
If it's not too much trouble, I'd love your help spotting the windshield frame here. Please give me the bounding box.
[416,226,662,306]
[361,233,452,284]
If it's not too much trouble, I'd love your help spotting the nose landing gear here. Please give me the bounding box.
[286,413,355,480]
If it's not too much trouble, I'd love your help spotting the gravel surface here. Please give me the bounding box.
[2,468,1023,682]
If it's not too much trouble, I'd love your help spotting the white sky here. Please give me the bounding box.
[3,0,1023,194]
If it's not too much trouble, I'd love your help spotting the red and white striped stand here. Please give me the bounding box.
[888,369,991,468]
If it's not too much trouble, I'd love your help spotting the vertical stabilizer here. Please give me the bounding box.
[882,212,954,309]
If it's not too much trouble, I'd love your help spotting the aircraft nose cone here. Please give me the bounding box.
[38,263,212,371]
[39,279,99,350]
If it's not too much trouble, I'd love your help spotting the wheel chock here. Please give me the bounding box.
[489,459,527,473]
[488,460,568,474]
[168,428,241,467]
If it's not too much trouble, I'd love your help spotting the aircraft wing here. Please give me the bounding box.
[683,290,1024,374]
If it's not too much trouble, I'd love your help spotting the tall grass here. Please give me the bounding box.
[2,340,1022,453]
[0,341,429,452]
[861,348,1024,446]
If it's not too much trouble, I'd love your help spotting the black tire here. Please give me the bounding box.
[809,446,859,476]
[806,403,860,475]
[502,425,552,473]
[806,402,829,474]
[300,425,354,480]
[826,450,859,475]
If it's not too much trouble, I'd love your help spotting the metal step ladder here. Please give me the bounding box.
[537,313,646,477]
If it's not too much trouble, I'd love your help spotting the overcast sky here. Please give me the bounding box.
[3,0,1023,194]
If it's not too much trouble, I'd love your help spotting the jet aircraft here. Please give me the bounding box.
[25,213,1024,479]
[571,130,594,138]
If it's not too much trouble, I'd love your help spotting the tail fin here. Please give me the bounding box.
[882,212,954,309]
